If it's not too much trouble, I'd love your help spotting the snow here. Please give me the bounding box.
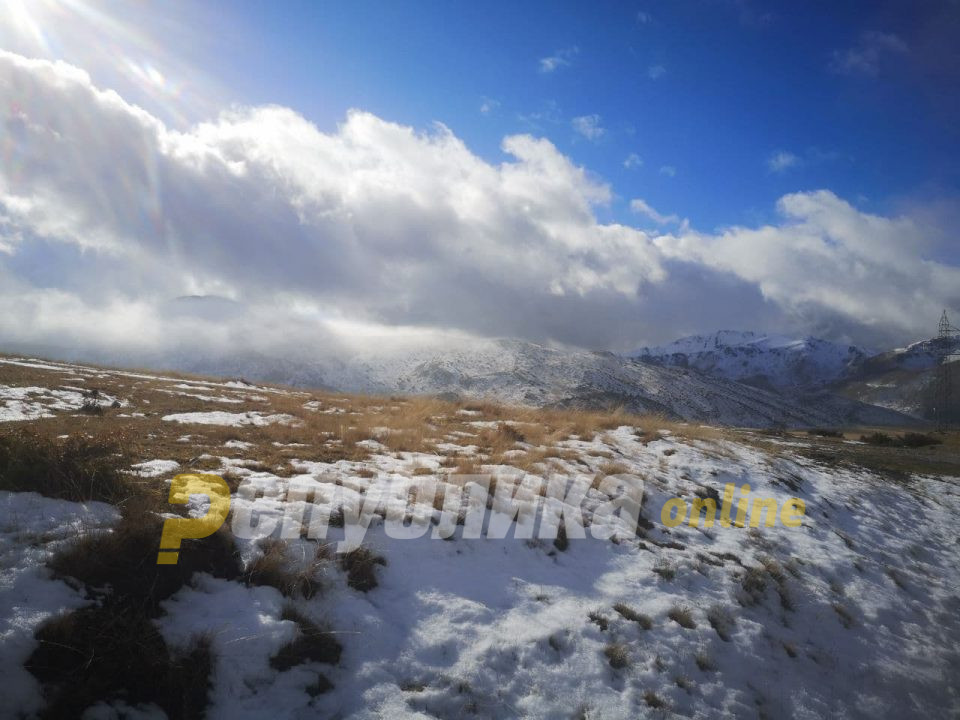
[633,331,867,390]
[0,492,120,716]
[3,353,958,717]
[146,431,960,718]
[1,384,104,422]
[129,460,181,478]
[225,440,255,450]
[162,411,298,427]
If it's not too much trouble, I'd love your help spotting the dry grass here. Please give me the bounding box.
[706,604,736,641]
[0,352,771,493]
[339,546,387,592]
[270,604,341,671]
[668,605,697,629]
[0,428,139,504]
[30,482,244,719]
[604,643,630,669]
[832,602,856,628]
[26,606,213,720]
[644,690,667,709]
[587,610,610,631]
[694,649,717,672]
[613,602,653,629]
[48,503,243,613]
[244,538,328,599]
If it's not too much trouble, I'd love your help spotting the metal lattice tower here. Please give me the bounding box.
[935,310,960,431]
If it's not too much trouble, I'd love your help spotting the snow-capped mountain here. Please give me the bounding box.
[147,337,910,429]
[837,335,960,421]
[632,331,867,390]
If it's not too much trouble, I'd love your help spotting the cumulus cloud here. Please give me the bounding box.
[655,191,960,344]
[0,50,957,360]
[571,114,606,141]
[623,153,643,169]
[659,165,677,177]
[647,65,666,80]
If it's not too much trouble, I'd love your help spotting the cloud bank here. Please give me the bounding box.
[0,51,958,363]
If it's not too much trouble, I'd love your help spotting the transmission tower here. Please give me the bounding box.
[935,309,960,431]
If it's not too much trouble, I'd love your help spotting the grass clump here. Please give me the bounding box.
[653,559,677,582]
[604,643,630,669]
[643,690,667,709]
[706,604,736,641]
[899,432,942,448]
[270,605,342,672]
[0,429,134,504]
[860,432,894,446]
[613,603,652,629]
[587,611,609,631]
[48,505,243,612]
[807,428,843,438]
[832,602,856,628]
[668,605,697,629]
[339,546,386,592]
[695,649,716,672]
[26,605,212,720]
[244,538,326,599]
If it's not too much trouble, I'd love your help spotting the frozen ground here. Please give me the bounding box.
[0,354,958,719]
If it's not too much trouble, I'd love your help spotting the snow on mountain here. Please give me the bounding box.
[632,331,867,390]
[837,335,960,421]
[154,337,910,429]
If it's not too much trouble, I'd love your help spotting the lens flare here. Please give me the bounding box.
[0,0,222,127]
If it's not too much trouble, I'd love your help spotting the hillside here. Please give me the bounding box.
[124,338,914,429]
[838,336,960,421]
[632,331,867,390]
[1,355,959,718]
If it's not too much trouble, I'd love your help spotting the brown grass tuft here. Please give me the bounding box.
[339,546,387,592]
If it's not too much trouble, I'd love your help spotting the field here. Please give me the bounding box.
[1,354,959,719]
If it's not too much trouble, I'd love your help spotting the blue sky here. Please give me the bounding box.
[0,0,959,355]
[179,0,960,231]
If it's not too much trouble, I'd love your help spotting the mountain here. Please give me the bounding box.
[838,335,960,422]
[143,337,911,429]
[632,331,867,391]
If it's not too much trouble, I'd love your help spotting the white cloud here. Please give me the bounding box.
[767,150,800,173]
[571,114,606,141]
[655,190,960,342]
[831,31,908,77]
[479,97,500,115]
[623,153,643,169]
[659,165,677,177]
[630,199,680,225]
[647,64,666,80]
[539,47,579,74]
[0,50,957,355]
[636,11,652,24]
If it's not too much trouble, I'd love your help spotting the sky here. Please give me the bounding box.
[0,0,958,362]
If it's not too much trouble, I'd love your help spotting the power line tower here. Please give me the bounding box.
[935,310,960,431]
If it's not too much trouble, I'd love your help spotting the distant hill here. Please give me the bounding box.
[632,331,867,391]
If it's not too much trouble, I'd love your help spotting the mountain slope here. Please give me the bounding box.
[838,336,960,421]
[633,331,867,391]
[147,338,911,429]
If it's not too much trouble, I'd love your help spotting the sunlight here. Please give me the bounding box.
[0,0,212,126]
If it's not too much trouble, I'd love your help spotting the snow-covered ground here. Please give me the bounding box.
[1,354,958,718]
[147,431,960,719]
